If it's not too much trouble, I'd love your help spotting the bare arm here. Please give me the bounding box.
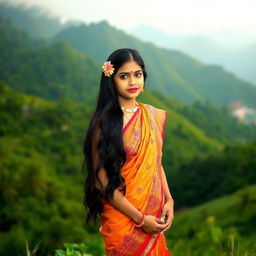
[161,165,174,202]
[159,164,175,233]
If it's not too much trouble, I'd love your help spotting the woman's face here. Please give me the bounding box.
[113,59,144,101]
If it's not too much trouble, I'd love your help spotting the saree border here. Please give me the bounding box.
[142,108,168,255]
[122,107,140,135]
[145,233,161,256]
[133,183,165,256]
[162,111,167,140]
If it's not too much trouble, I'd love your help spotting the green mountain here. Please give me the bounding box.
[131,25,256,86]
[51,20,256,108]
[0,16,46,84]
[0,16,255,151]
[1,81,255,255]
[0,17,100,104]
[0,15,254,151]
[0,80,223,164]
[1,3,256,108]
[150,90,256,145]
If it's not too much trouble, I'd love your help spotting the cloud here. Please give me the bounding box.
[5,0,256,35]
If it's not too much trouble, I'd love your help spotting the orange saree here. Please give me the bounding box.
[99,101,171,256]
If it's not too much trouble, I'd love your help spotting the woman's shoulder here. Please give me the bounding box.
[140,102,166,114]
[141,102,167,133]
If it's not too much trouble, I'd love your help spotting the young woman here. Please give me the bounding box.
[83,48,174,255]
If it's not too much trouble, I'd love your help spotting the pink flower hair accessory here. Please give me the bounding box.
[102,61,115,77]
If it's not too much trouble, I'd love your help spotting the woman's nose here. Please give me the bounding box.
[129,74,136,85]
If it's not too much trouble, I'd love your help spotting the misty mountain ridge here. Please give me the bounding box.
[1,2,256,109]
[131,24,256,85]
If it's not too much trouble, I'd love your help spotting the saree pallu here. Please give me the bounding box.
[99,101,171,256]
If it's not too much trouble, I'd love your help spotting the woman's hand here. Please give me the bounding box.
[141,215,169,234]
[159,199,174,233]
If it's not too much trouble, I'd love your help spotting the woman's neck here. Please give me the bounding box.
[118,98,137,109]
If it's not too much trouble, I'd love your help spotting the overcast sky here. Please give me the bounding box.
[4,0,256,36]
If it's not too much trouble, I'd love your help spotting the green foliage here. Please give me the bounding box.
[177,99,256,144]
[166,185,256,255]
[0,82,99,256]
[172,143,256,208]
[54,241,105,256]
[0,81,255,255]
[170,216,256,255]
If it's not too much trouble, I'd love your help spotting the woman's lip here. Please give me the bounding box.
[127,88,138,93]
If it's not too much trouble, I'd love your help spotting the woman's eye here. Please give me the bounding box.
[119,73,142,79]
[120,75,128,79]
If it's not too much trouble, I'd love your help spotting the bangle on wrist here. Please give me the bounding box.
[134,212,145,228]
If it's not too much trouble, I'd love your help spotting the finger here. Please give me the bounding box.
[156,222,169,231]
[160,219,172,232]
[161,222,172,233]
[165,213,174,224]
[156,218,165,224]
[155,217,168,226]
[155,216,165,224]
[164,216,173,229]
[159,211,167,222]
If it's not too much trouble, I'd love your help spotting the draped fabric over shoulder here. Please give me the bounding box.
[99,101,171,256]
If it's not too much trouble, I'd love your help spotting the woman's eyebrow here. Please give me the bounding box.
[118,69,142,75]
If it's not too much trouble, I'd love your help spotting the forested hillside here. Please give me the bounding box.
[1,81,256,255]
[0,16,100,104]
[0,3,256,255]
[1,2,256,107]
[52,21,256,108]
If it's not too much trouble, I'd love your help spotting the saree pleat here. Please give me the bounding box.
[99,101,171,256]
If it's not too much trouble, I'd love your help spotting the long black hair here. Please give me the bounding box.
[82,48,148,224]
